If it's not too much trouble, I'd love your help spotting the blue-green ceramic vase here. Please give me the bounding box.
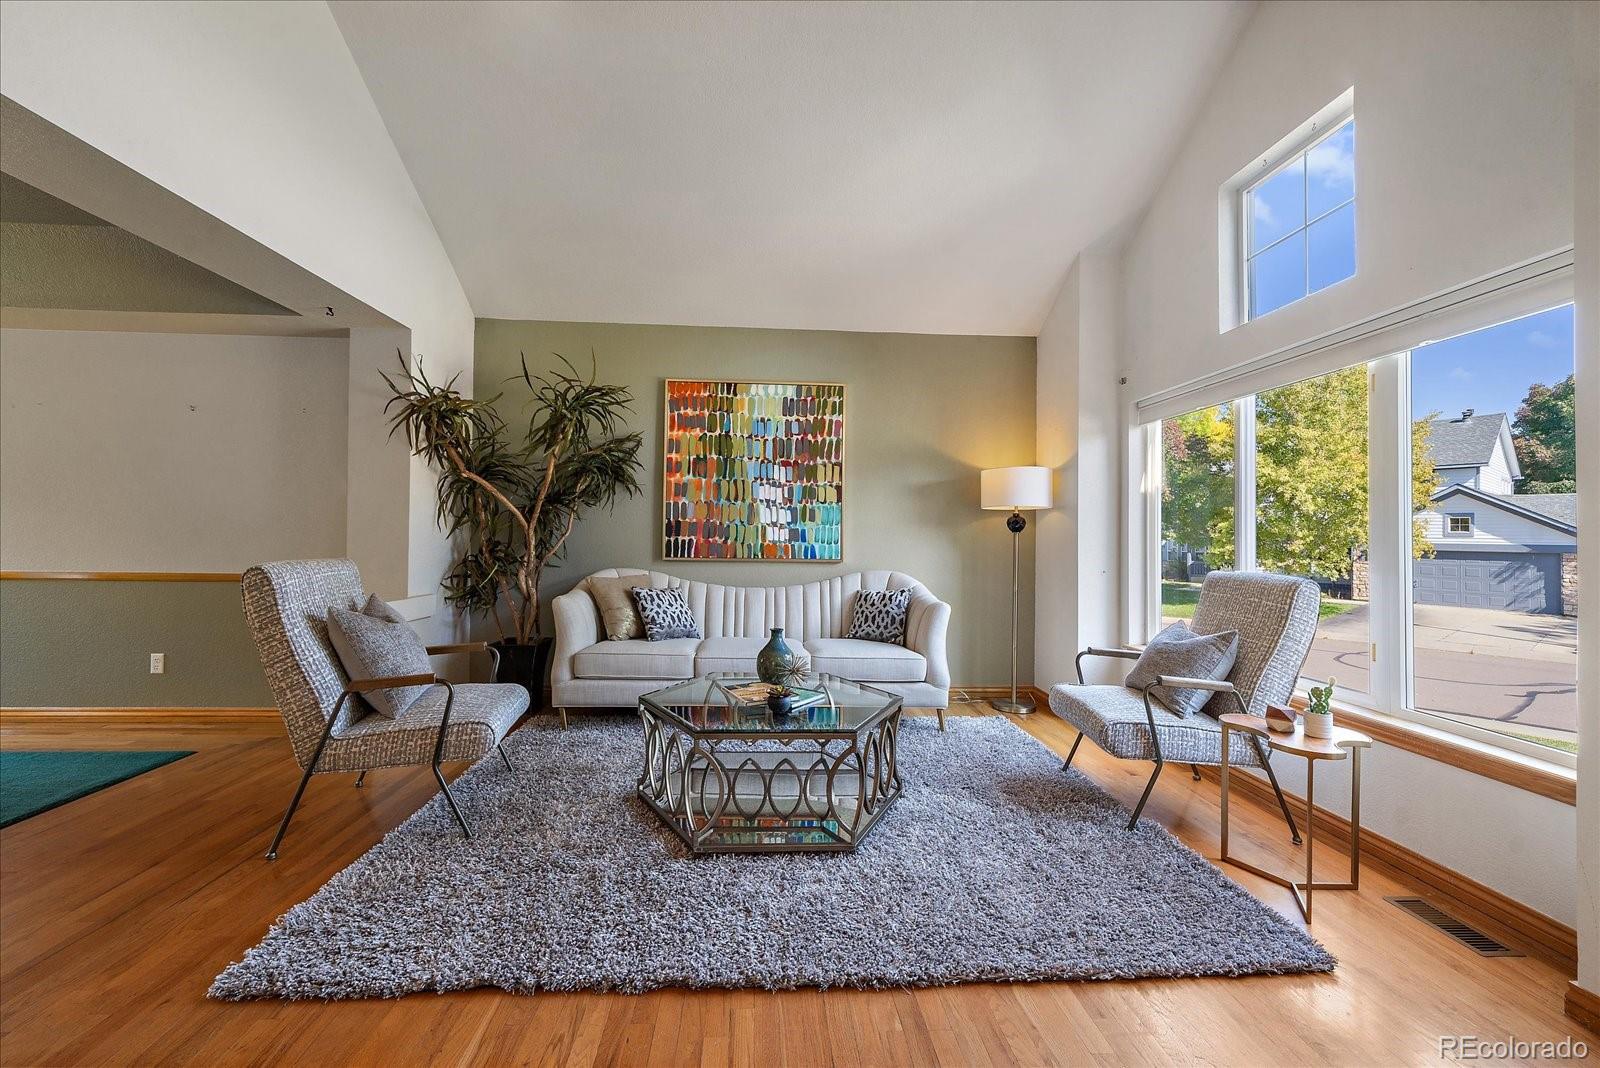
[756,627,799,685]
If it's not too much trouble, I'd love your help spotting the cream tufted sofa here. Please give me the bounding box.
[551,568,951,723]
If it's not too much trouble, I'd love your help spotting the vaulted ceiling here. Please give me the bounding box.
[331,1,1252,335]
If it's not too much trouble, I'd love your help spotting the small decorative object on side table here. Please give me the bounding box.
[1265,703,1299,733]
[1219,712,1372,922]
[1303,677,1336,738]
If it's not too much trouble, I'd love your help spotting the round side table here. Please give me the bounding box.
[1219,712,1373,922]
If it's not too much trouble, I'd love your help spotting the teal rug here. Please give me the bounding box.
[0,750,193,828]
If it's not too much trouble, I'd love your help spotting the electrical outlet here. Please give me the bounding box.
[150,653,165,674]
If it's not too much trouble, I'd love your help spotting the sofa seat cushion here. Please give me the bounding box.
[572,638,699,680]
[804,638,926,683]
[695,637,811,676]
[1047,684,1266,767]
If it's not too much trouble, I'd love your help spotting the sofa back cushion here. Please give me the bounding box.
[576,569,929,643]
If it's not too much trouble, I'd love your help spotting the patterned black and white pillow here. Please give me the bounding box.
[845,588,912,645]
[630,586,701,641]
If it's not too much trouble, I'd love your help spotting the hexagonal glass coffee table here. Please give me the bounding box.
[636,674,903,853]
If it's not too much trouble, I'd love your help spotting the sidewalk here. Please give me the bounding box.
[1316,603,1576,664]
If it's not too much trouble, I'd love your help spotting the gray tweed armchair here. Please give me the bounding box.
[242,560,530,859]
[1048,570,1320,835]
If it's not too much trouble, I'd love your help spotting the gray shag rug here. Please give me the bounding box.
[210,715,1333,1000]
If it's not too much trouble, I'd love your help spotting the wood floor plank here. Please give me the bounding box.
[1,703,1592,1067]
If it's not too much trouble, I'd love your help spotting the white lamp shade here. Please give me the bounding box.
[980,466,1052,511]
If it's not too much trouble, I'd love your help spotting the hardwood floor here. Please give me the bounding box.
[1,702,1592,1067]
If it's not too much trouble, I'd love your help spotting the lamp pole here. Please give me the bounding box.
[993,507,1033,714]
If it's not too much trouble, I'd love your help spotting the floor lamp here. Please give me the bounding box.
[980,466,1052,714]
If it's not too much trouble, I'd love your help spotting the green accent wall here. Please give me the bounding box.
[0,580,270,707]
[475,319,1038,685]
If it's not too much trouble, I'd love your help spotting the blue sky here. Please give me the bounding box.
[1249,121,1356,318]
[1411,304,1575,422]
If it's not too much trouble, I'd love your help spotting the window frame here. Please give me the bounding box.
[1140,298,1578,771]
[1237,112,1357,324]
[1445,513,1473,535]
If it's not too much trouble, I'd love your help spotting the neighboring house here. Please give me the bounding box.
[1416,410,1578,615]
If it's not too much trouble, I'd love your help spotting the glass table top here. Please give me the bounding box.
[639,673,901,734]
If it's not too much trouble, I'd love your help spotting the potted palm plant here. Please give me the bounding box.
[383,353,643,696]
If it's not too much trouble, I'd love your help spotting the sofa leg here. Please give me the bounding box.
[937,707,946,731]
[557,706,569,730]
[1191,763,1202,781]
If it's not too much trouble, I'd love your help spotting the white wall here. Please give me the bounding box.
[0,0,474,600]
[1112,0,1581,927]
[1120,0,1574,403]
[0,328,347,570]
[1035,250,1121,686]
[1572,0,1600,999]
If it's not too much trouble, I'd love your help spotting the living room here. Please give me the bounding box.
[0,2,1595,1065]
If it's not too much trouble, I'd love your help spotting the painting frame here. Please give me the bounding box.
[661,378,846,563]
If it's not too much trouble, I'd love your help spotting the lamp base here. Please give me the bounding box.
[990,696,1036,715]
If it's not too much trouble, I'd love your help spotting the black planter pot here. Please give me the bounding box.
[492,636,553,703]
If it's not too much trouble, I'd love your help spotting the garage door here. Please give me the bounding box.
[1412,551,1562,613]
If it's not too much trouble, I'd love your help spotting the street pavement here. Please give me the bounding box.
[1304,604,1576,740]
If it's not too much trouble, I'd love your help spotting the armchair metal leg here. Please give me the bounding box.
[1255,740,1303,845]
[1127,761,1164,830]
[1061,732,1084,771]
[432,763,472,837]
[354,770,367,788]
[266,763,315,861]
[497,743,515,773]
[265,704,340,861]
[428,681,472,838]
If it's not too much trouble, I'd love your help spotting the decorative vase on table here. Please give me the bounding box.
[756,628,800,685]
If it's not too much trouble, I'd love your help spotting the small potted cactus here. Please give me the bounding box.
[1304,677,1336,738]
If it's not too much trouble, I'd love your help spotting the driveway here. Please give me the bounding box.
[1302,603,1576,741]
[1317,604,1576,663]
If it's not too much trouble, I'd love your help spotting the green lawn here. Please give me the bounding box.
[1161,580,1358,622]
[1504,731,1578,755]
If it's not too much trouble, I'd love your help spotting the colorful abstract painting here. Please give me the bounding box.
[663,380,844,561]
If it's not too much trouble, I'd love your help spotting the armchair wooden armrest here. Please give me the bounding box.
[425,642,489,655]
[344,673,437,693]
[1149,675,1237,693]
[1074,645,1140,684]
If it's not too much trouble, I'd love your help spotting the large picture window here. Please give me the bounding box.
[1254,366,1371,697]
[1407,305,1577,755]
[1158,404,1234,628]
[1143,301,1578,763]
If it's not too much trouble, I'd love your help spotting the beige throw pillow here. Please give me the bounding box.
[589,575,650,641]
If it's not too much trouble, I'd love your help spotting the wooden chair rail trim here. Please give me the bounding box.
[1,707,278,723]
[0,571,242,582]
[1200,763,1577,971]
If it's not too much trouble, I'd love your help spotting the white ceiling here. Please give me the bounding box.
[331,0,1251,336]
